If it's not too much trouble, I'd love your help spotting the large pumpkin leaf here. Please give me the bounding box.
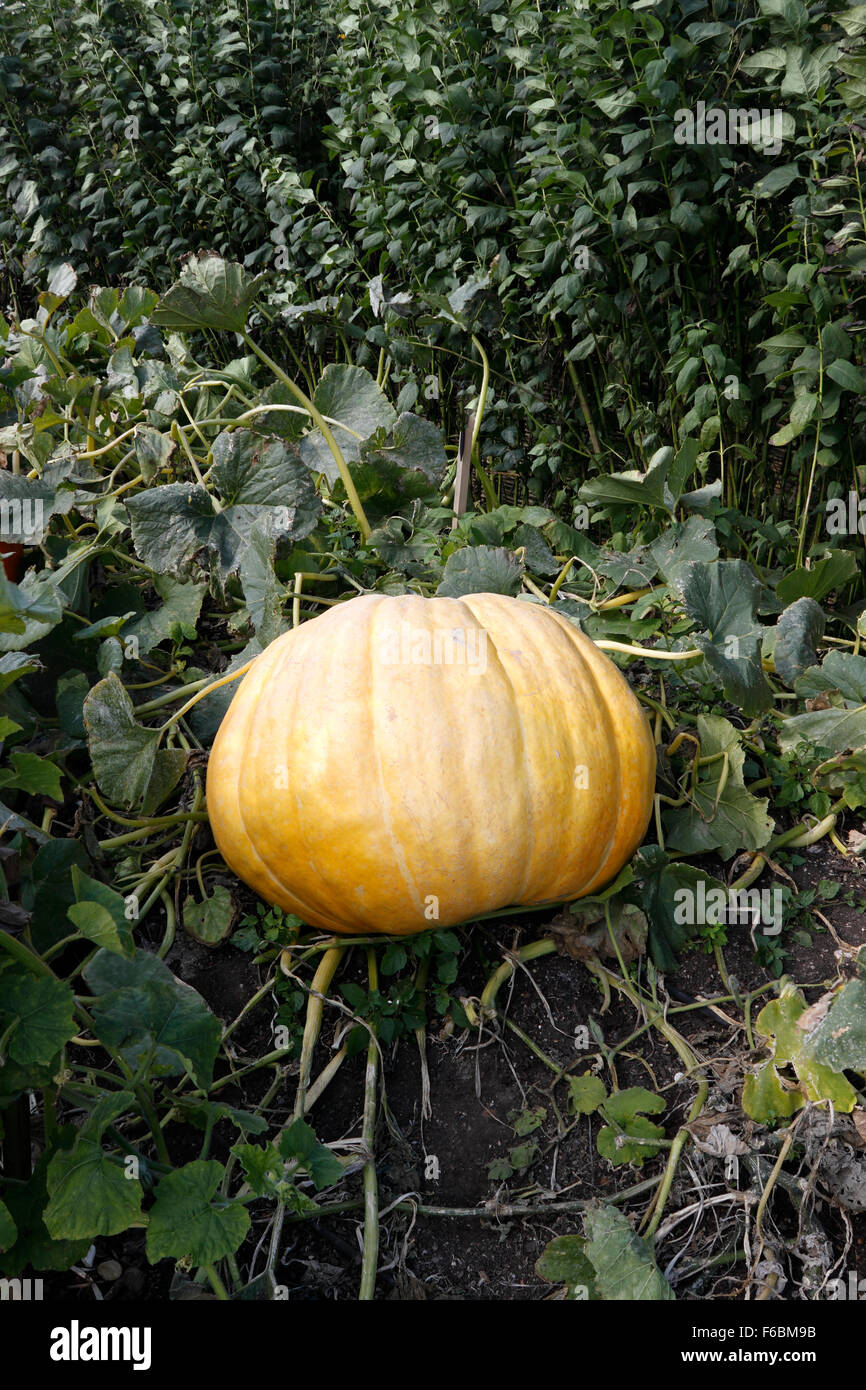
[83,672,187,812]
[781,651,866,754]
[0,1130,92,1276]
[146,1161,250,1264]
[44,1139,143,1241]
[663,714,774,859]
[771,596,824,686]
[359,412,448,483]
[808,953,866,1074]
[745,982,859,1117]
[675,559,773,715]
[126,433,320,584]
[582,1202,675,1300]
[151,254,267,334]
[0,969,76,1065]
[648,515,719,586]
[84,948,222,1089]
[299,364,397,483]
[776,549,858,605]
[436,544,524,597]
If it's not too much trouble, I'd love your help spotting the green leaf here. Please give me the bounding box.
[675,560,773,715]
[0,1130,91,1275]
[752,985,858,1112]
[358,411,448,484]
[648,516,718,587]
[152,255,266,334]
[67,901,129,955]
[85,948,222,1089]
[182,885,235,947]
[300,364,397,484]
[56,671,88,739]
[825,359,866,394]
[237,522,289,637]
[664,715,774,859]
[177,1099,268,1138]
[0,749,63,800]
[794,650,866,703]
[536,1234,598,1297]
[134,425,176,484]
[637,852,721,971]
[436,544,524,597]
[512,1105,546,1136]
[772,597,825,686]
[231,1142,286,1197]
[146,1160,250,1264]
[578,448,675,513]
[583,1202,674,1300]
[83,672,187,813]
[809,979,866,1074]
[567,1074,607,1115]
[278,1118,345,1189]
[597,1087,666,1166]
[26,838,89,948]
[0,652,41,696]
[0,1200,16,1254]
[0,969,76,1064]
[781,652,866,755]
[127,436,320,584]
[0,573,64,651]
[742,1061,804,1123]
[777,551,858,605]
[44,1139,143,1240]
[122,575,206,656]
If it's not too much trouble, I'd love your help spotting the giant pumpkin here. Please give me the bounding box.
[206,592,656,935]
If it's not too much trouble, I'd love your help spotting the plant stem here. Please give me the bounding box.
[359,948,380,1301]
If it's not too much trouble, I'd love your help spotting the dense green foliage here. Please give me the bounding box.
[2,0,865,514]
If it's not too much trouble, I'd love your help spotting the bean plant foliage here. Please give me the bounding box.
[0,0,865,1305]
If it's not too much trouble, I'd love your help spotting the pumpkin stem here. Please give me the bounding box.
[359,948,381,1301]
[156,659,259,735]
[595,641,703,661]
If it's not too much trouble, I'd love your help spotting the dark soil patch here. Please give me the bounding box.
[36,840,866,1302]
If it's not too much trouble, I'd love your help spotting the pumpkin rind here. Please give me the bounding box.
[206,592,656,935]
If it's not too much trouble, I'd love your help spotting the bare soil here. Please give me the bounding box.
[38,840,866,1303]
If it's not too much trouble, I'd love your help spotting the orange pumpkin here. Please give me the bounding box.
[206,592,656,935]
